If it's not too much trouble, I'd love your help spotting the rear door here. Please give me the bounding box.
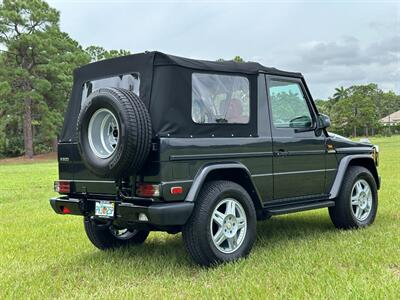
[266,76,327,200]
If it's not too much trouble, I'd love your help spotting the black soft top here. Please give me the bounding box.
[61,51,303,142]
[75,51,303,78]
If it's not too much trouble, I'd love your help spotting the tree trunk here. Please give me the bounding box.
[52,136,58,153]
[353,126,357,137]
[365,126,368,137]
[23,98,34,158]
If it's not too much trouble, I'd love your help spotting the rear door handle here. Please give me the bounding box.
[274,149,288,157]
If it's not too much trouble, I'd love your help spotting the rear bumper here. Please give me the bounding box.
[49,197,194,226]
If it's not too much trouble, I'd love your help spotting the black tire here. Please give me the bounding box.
[182,180,257,267]
[77,88,152,178]
[84,217,149,250]
[329,166,378,229]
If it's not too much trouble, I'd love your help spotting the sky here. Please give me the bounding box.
[48,0,400,99]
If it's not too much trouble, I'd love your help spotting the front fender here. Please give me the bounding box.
[329,154,380,199]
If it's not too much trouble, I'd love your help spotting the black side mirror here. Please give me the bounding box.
[318,114,331,129]
[289,115,312,128]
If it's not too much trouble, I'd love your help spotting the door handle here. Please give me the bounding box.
[274,149,288,157]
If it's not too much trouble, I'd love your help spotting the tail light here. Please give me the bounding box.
[136,183,160,198]
[170,186,183,195]
[54,180,71,194]
[61,206,72,214]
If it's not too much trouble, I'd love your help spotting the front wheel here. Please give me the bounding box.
[182,180,257,266]
[329,166,378,229]
[84,217,149,250]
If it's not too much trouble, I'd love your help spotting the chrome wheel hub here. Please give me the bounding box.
[223,214,238,238]
[210,198,247,254]
[351,179,373,222]
[88,108,119,159]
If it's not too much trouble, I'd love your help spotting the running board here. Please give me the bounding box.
[264,200,335,216]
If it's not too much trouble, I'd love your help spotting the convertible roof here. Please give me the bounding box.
[62,51,302,142]
[75,51,303,78]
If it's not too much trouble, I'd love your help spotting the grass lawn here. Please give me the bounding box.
[0,136,399,299]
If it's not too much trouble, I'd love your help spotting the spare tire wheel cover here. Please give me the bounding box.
[77,88,151,178]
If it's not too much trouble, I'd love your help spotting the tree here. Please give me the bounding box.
[233,56,244,63]
[315,98,334,117]
[85,45,131,62]
[324,83,397,137]
[380,91,400,118]
[0,0,59,157]
[38,30,90,151]
[0,0,89,157]
[333,86,348,101]
[216,55,245,63]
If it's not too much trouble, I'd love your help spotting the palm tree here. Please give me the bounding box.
[333,86,347,101]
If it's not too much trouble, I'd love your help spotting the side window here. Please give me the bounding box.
[81,73,140,105]
[268,80,313,129]
[192,73,250,124]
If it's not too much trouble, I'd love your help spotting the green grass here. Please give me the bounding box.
[1,136,399,299]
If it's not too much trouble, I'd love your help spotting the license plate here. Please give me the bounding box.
[95,201,115,218]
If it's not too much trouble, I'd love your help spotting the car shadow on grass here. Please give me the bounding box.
[75,233,197,271]
[254,213,337,249]
[72,213,336,271]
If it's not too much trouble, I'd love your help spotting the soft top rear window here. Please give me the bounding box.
[82,73,140,104]
[192,73,250,124]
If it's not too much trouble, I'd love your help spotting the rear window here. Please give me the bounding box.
[81,73,140,104]
[192,73,250,124]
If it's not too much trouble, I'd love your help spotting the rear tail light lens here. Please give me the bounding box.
[54,181,71,194]
[136,183,160,198]
[170,186,183,195]
[61,206,72,214]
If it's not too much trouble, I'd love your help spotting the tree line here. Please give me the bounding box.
[0,0,131,158]
[0,0,399,158]
[315,84,400,137]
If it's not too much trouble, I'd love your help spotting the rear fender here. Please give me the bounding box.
[185,163,263,211]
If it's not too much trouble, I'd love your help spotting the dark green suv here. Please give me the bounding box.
[51,52,380,266]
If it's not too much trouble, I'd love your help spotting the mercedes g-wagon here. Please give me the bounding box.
[51,51,380,266]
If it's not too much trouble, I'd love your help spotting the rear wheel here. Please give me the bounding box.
[182,180,257,266]
[329,166,378,229]
[84,217,149,250]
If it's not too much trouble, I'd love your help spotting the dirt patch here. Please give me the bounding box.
[0,152,57,164]
[389,265,400,279]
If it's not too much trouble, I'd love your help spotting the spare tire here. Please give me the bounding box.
[77,87,152,178]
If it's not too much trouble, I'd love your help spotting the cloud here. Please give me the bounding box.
[294,35,400,72]
[300,36,365,68]
[276,35,400,98]
[366,35,400,64]
[368,20,400,32]
[48,0,400,99]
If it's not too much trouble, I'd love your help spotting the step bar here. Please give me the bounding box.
[265,200,335,216]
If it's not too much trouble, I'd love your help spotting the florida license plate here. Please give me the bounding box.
[95,201,115,218]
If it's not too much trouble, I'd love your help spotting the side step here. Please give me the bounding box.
[265,200,335,216]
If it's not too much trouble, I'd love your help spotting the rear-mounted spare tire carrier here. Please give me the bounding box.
[77,87,152,178]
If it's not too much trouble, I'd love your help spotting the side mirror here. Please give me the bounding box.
[289,115,312,128]
[318,114,331,129]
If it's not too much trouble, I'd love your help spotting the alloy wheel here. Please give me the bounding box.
[351,179,373,222]
[210,198,247,254]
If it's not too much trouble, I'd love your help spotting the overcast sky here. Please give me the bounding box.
[48,0,399,99]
